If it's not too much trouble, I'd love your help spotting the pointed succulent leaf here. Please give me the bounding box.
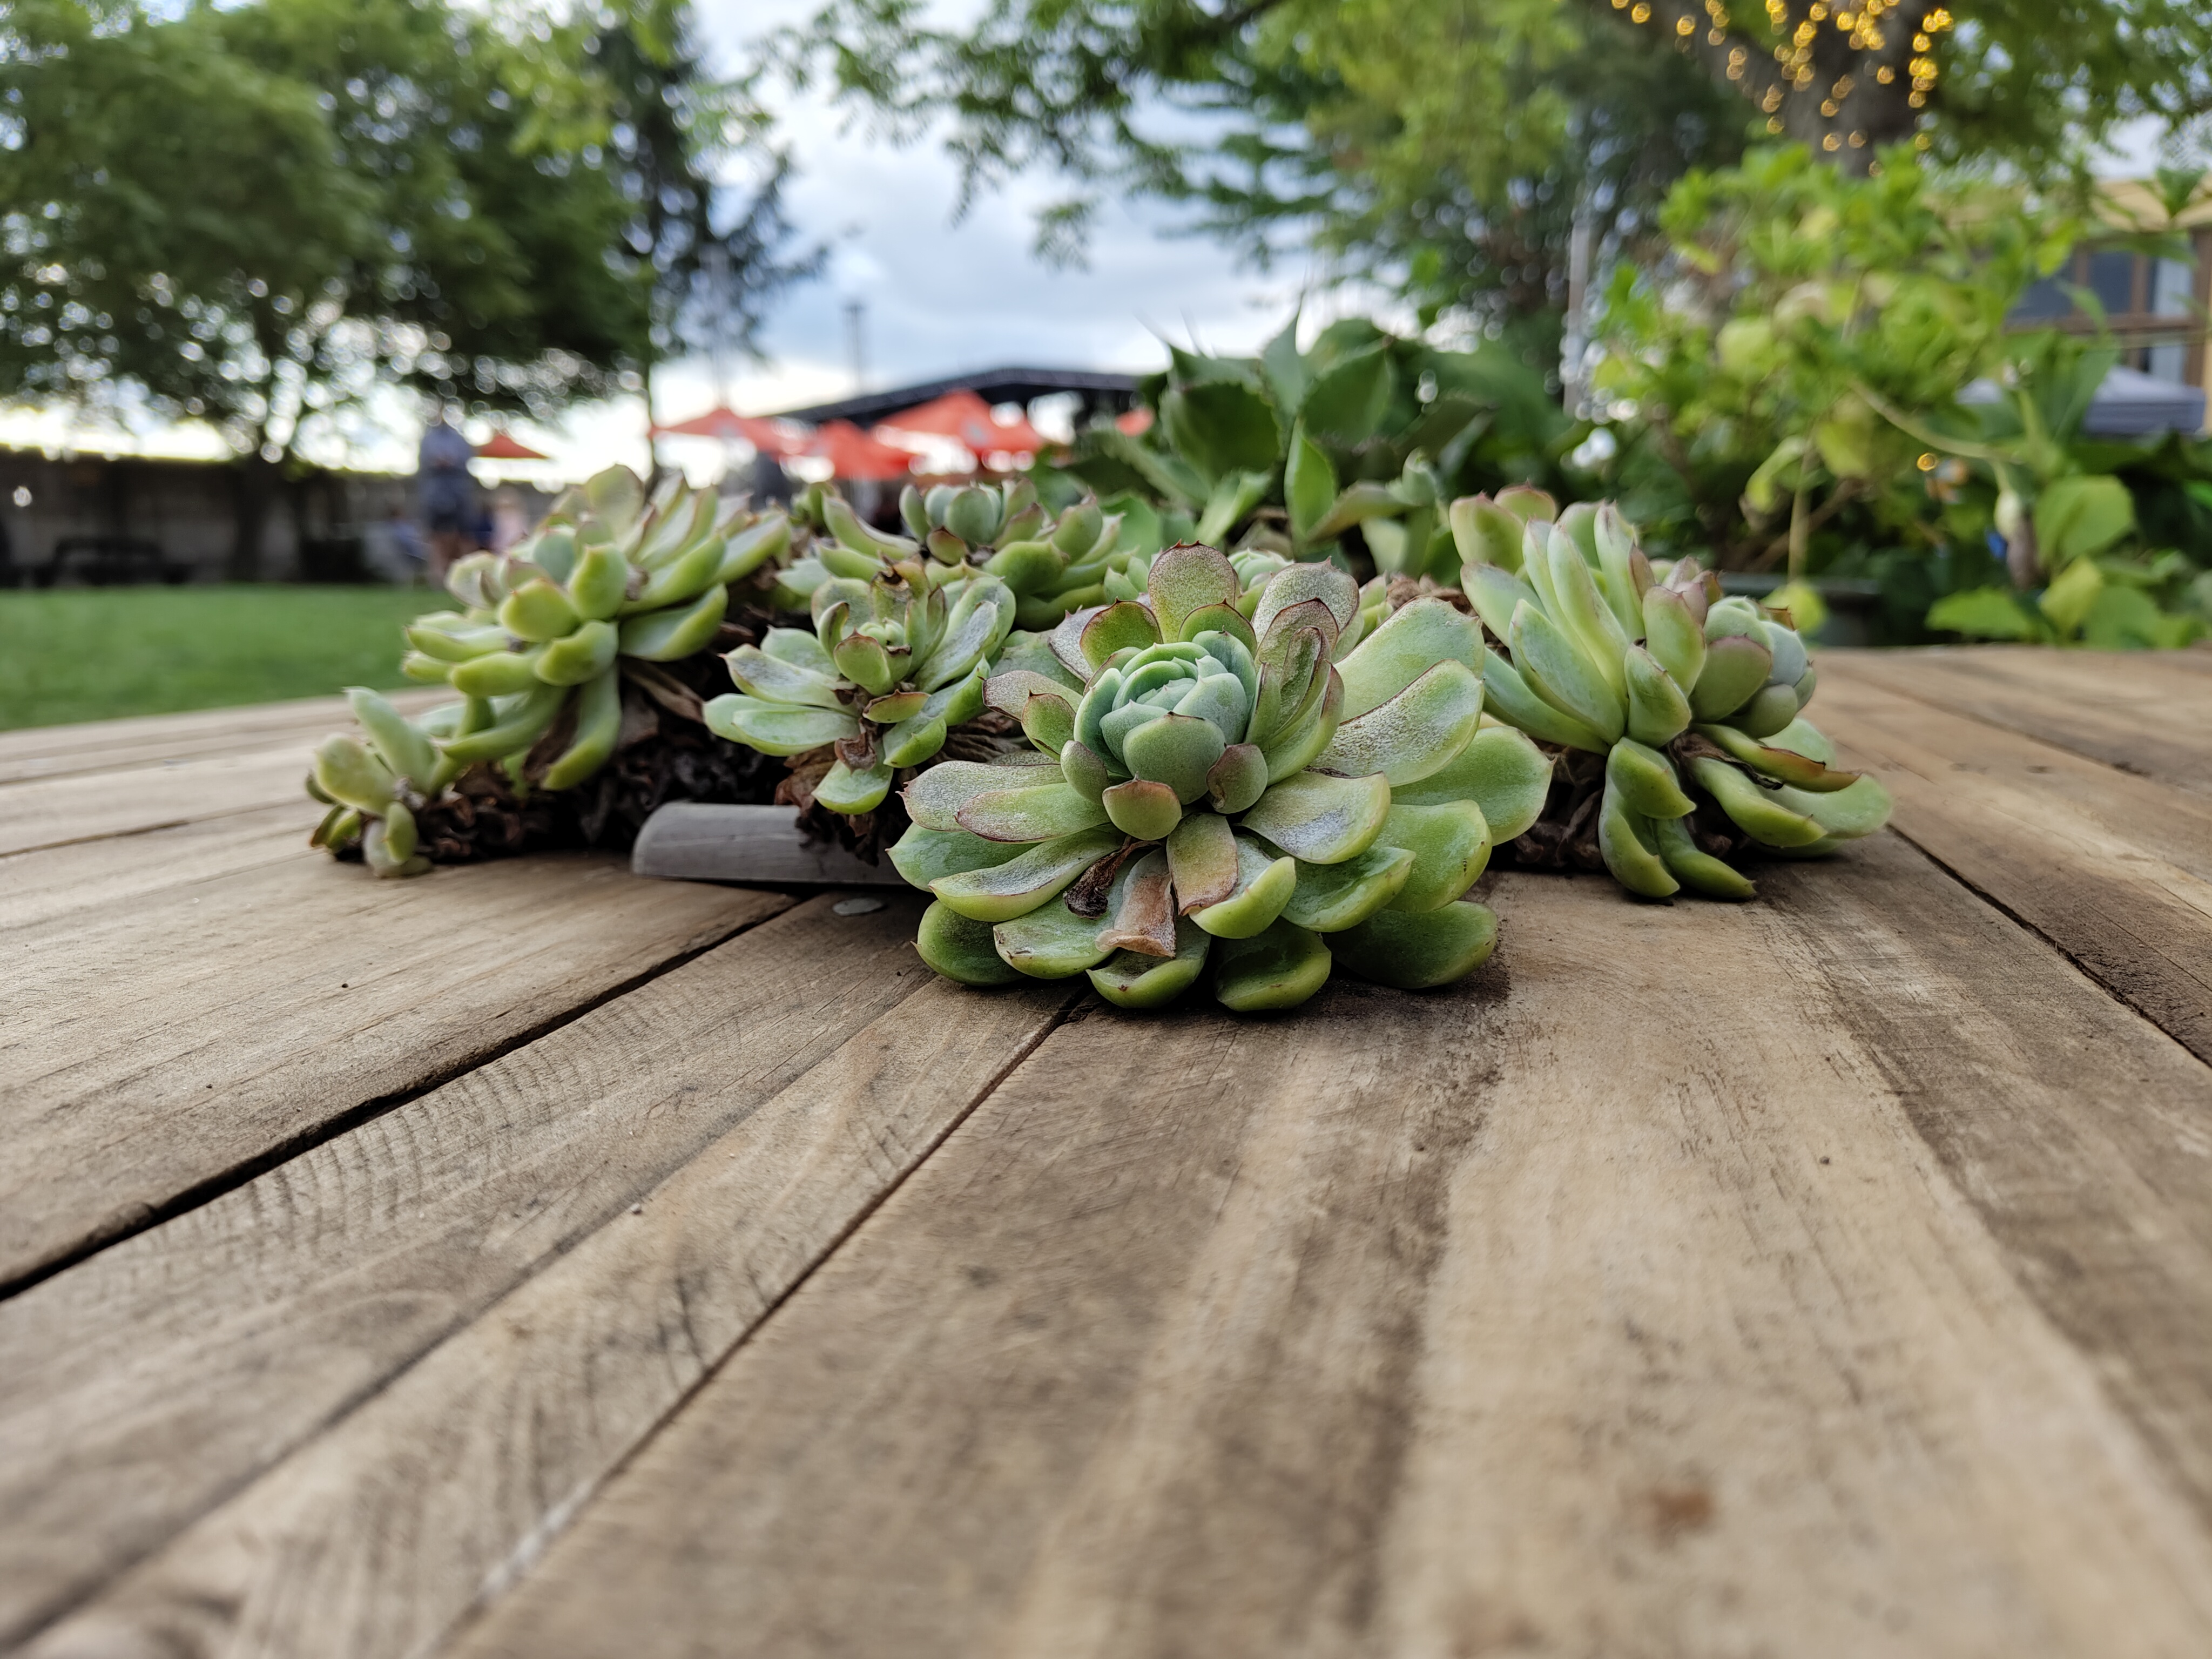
[1336,598,1485,720]
[1080,601,1162,672]
[346,689,439,791]
[879,714,948,770]
[1448,495,1526,574]
[1061,739,1112,802]
[1641,586,1708,689]
[1191,832,1299,938]
[917,581,1016,690]
[313,734,396,813]
[1120,712,1229,804]
[1391,725,1553,842]
[992,628,1087,692]
[1316,660,1482,786]
[1598,779,1680,899]
[1101,776,1183,840]
[1089,920,1211,1009]
[1593,504,1645,638]
[1211,919,1332,1011]
[535,620,619,686]
[1258,666,1344,782]
[1247,622,1328,751]
[1206,742,1271,814]
[904,760,1036,831]
[1097,848,1179,957]
[727,644,847,709]
[1195,471,1271,546]
[1330,900,1498,990]
[1775,774,1892,839]
[1509,602,1626,743]
[1280,844,1414,932]
[1284,421,1337,543]
[956,779,1114,843]
[704,695,861,757]
[1695,721,1857,790]
[1251,564,1359,644]
[618,586,729,662]
[1459,565,1536,645]
[992,856,1143,977]
[1606,738,1696,819]
[889,823,1028,889]
[1546,534,1630,698]
[1760,618,1810,687]
[1688,634,1774,720]
[1146,543,1242,640]
[865,689,930,724]
[1239,770,1391,865]
[929,824,1127,922]
[815,759,894,814]
[917,900,1027,986]
[1377,800,1491,912]
[1651,814,1757,899]
[983,540,1065,596]
[1688,757,1828,847]
[1623,645,1694,747]
[1165,810,1239,913]
[1728,682,1801,739]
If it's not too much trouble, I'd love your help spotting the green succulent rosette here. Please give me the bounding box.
[308,466,791,876]
[705,556,1017,814]
[888,544,1555,1012]
[1453,489,1892,901]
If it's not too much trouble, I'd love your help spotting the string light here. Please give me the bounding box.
[1607,1,1950,148]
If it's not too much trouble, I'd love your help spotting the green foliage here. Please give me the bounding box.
[0,585,424,729]
[1057,315,1577,578]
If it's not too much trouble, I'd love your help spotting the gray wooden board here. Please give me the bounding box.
[446,846,2212,1659]
[0,691,447,788]
[0,852,783,1290]
[0,895,1044,1651]
[630,802,914,887]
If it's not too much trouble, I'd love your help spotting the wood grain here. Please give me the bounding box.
[1812,669,2212,1063]
[21,970,1076,1659]
[1822,648,2212,795]
[444,855,2212,1659]
[0,802,313,933]
[0,853,783,1290]
[0,895,1006,1651]
[0,746,317,855]
[0,692,447,788]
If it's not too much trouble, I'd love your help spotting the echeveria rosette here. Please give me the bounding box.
[887,544,1555,1013]
[311,467,791,874]
[1452,491,1892,900]
[705,558,1017,813]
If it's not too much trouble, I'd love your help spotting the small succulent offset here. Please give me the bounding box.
[888,545,1554,1011]
[306,688,456,876]
[706,557,1017,813]
[1454,489,1891,900]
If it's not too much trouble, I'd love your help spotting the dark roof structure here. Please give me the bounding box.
[766,366,1141,427]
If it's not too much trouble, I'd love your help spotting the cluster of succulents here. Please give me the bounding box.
[1453,488,1891,900]
[309,466,790,874]
[882,545,1554,1011]
[706,556,1017,814]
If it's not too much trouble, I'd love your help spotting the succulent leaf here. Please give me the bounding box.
[1328,900,1498,989]
[1211,919,1332,1011]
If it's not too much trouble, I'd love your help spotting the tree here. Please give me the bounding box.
[0,0,811,576]
[786,0,2212,352]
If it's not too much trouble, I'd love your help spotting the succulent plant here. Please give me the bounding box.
[887,545,1553,1011]
[705,555,1019,814]
[1453,490,1892,900]
[397,466,788,788]
[309,466,791,874]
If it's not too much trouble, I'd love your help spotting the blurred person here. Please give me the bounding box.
[489,486,532,553]
[416,413,477,581]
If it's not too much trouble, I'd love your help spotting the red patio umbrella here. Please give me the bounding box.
[875,388,1046,456]
[652,405,809,457]
[475,431,549,460]
[807,420,919,482]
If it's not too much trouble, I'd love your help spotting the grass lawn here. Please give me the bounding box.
[0,585,435,731]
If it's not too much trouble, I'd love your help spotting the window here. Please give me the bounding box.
[2088,249,2136,316]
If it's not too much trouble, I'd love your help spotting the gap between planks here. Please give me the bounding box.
[1811,665,2212,1067]
[3,893,1076,1658]
[0,853,786,1296]
[438,842,2212,1659]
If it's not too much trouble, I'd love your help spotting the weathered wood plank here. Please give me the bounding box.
[1811,669,2212,1064]
[0,896,1057,1654]
[447,854,2212,1659]
[1823,648,2212,795]
[0,746,315,856]
[0,692,446,788]
[0,802,313,934]
[0,854,784,1291]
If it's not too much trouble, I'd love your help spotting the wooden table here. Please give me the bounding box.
[4,646,2211,1658]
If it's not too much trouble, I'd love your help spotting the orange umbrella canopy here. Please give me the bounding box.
[652,406,810,457]
[876,388,1046,456]
[808,420,918,482]
[475,430,549,460]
